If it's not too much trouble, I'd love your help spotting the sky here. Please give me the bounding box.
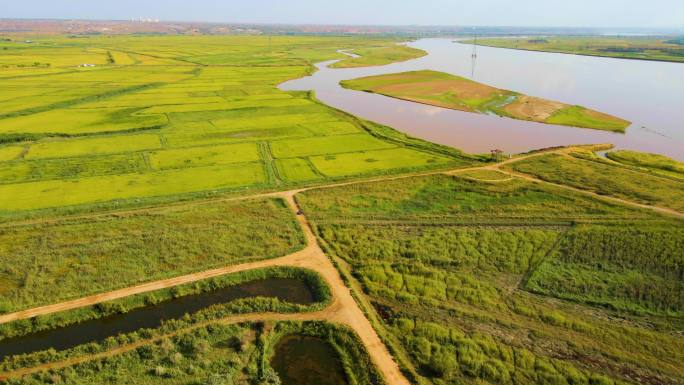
[3,0,684,28]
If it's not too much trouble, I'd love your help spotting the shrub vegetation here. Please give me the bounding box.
[0,198,305,313]
[299,174,684,385]
[507,153,684,212]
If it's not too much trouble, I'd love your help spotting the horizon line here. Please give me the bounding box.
[1,17,682,32]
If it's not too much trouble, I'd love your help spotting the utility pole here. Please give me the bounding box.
[471,33,478,79]
[471,33,478,59]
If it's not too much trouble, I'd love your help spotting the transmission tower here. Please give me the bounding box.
[470,33,478,79]
[471,34,478,59]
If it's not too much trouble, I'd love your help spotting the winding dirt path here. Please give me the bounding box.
[1,144,681,382]
[0,192,410,385]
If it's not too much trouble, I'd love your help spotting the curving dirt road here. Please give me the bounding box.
[0,192,410,385]
[1,144,681,382]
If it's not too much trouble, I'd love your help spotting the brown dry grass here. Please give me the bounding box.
[504,95,567,122]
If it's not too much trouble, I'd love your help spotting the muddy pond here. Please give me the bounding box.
[281,38,684,160]
[271,334,347,385]
[0,277,315,361]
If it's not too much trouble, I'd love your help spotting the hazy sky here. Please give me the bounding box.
[4,0,684,28]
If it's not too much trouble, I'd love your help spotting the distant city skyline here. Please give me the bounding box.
[4,0,684,28]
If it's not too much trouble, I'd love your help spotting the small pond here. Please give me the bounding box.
[271,334,348,385]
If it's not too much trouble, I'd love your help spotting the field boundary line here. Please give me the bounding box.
[1,144,681,230]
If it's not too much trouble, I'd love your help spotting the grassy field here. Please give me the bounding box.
[298,173,649,223]
[457,169,512,181]
[0,35,475,213]
[506,152,684,212]
[606,150,684,180]
[298,174,684,385]
[330,43,427,68]
[469,36,684,63]
[341,70,630,132]
[526,224,684,316]
[0,197,305,313]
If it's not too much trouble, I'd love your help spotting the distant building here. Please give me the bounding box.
[79,63,96,67]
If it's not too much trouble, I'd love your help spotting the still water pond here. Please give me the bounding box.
[0,278,314,361]
[271,335,347,385]
[281,38,684,160]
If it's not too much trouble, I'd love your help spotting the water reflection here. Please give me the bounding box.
[0,278,314,360]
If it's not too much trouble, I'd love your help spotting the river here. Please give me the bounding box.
[280,38,684,160]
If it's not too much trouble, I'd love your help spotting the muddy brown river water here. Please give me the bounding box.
[281,38,684,160]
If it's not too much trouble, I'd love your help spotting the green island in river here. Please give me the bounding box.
[341,70,631,132]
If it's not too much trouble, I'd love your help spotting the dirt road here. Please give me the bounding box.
[0,192,410,385]
[1,144,681,382]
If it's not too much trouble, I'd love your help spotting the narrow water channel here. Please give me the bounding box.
[271,335,348,385]
[0,278,315,361]
[281,38,684,160]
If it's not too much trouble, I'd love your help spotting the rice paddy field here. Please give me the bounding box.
[298,174,684,385]
[0,35,473,214]
[341,70,630,132]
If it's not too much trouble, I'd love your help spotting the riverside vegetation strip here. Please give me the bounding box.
[341,70,630,132]
[329,44,427,68]
[605,150,684,180]
[468,36,684,63]
[506,150,684,212]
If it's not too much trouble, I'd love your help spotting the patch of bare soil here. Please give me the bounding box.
[380,79,498,101]
[504,95,567,122]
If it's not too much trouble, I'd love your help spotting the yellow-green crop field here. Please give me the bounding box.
[0,35,475,213]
